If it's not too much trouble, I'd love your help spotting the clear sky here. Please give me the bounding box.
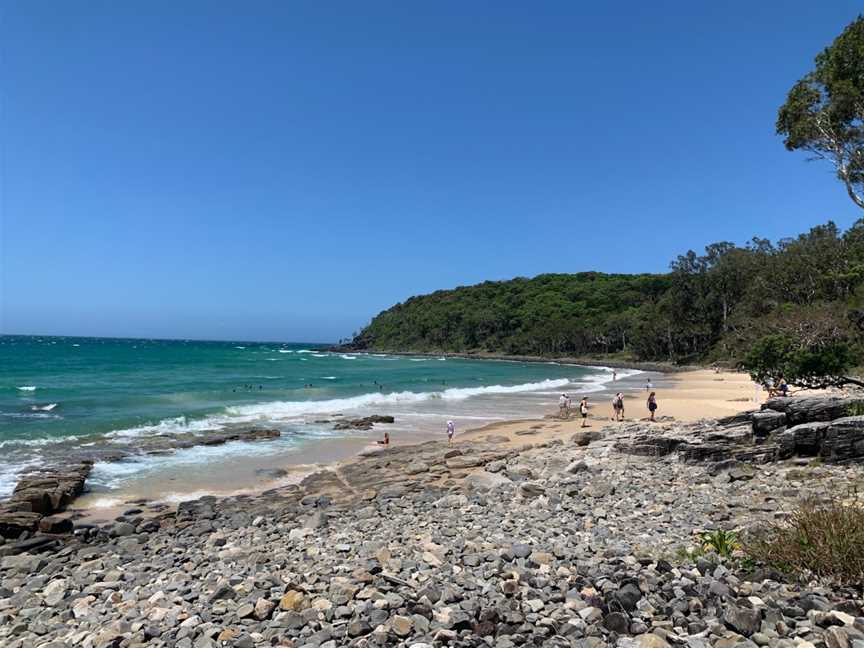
[2,2,862,343]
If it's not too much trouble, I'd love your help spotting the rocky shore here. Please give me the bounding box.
[2,398,864,648]
[0,428,281,541]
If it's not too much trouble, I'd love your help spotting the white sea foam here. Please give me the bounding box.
[226,377,579,420]
[278,350,293,354]
[0,459,43,498]
[105,416,231,439]
[340,355,356,360]
[312,353,329,358]
[410,358,429,362]
[235,346,246,350]
[321,376,337,380]
[0,434,81,449]
[17,386,36,391]
[31,403,58,412]
[296,350,313,354]
[88,438,298,488]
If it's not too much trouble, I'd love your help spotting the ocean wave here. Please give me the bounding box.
[105,416,229,439]
[235,346,246,350]
[0,411,62,421]
[0,434,80,449]
[321,376,338,380]
[340,355,356,360]
[312,353,329,358]
[226,377,578,419]
[278,349,293,353]
[17,386,36,391]
[0,459,43,498]
[296,350,313,354]
[30,403,58,412]
[440,378,571,400]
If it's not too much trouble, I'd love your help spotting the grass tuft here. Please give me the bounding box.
[745,497,864,586]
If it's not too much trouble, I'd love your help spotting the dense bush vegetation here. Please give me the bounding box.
[351,221,864,372]
[746,498,864,587]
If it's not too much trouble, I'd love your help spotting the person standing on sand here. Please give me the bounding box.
[612,392,625,421]
[647,391,658,421]
[579,397,590,427]
[559,394,568,419]
[446,420,455,446]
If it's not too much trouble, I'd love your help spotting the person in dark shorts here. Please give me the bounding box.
[647,392,658,421]
[579,397,590,427]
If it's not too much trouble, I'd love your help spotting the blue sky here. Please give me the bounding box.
[2,1,862,342]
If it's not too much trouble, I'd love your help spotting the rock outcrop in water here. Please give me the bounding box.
[333,415,396,431]
[0,428,281,540]
[1,410,863,648]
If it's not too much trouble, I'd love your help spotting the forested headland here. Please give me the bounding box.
[348,15,864,388]
[348,221,864,379]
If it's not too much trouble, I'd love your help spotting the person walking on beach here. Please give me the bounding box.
[645,379,653,392]
[446,420,455,446]
[559,394,569,419]
[579,397,590,427]
[647,392,658,421]
[612,370,617,382]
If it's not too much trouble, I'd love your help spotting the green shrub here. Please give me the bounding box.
[699,530,741,558]
[745,498,864,586]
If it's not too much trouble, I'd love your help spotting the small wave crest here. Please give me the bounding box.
[227,377,577,419]
[17,386,36,391]
[105,416,229,439]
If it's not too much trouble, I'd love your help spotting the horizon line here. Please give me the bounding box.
[0,332,338,346]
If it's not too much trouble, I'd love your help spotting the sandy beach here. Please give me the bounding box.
[69,369,763,521]
[457,369,763,448]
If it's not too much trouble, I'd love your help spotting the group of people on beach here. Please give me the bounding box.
[558,387,658,423]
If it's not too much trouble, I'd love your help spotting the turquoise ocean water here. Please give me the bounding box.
[0,335,639,501]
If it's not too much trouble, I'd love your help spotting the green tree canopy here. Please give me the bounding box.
[777,15,864,209]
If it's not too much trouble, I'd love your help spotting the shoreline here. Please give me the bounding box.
[68,368,758,519]
[334,347,704,373]
[3,387,863,647]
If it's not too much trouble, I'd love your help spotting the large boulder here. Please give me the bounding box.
[750,410,786,436]
[764,397,862,426]
[464,471,513,492]
[0,511,42,539]
[777,422,830,458]
[822,416,864,462]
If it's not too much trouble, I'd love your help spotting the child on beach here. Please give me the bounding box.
[446,420,455,446]
[579,397,589,427]
[377,430,390,446]
[647,392,657,421]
